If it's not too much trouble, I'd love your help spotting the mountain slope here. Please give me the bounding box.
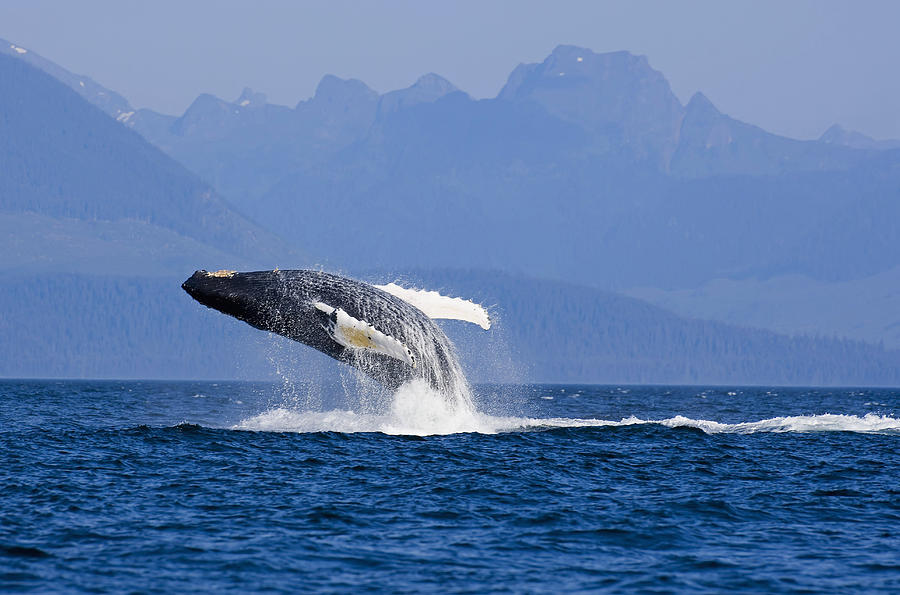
[0,53,298,274]
[0,37,132,119]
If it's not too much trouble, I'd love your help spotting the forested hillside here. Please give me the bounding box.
[381,270,900,386]
[2,271,897,385]
[0,274,274,379]
[0,271,900,385]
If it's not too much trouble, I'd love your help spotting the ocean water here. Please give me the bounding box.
[1,379,898,593]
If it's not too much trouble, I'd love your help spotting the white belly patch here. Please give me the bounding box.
[314,302,415,367]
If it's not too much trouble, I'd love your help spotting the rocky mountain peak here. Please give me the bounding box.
[685,91,719,116]
[410,72,457,95]
[498,45,684,164]
[234,87,267,108]
[308,75,378,108]
[378,73,461,114]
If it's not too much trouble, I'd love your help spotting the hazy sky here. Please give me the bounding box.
[2,1,898,140]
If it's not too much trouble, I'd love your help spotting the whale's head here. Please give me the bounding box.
[182,269,285,330]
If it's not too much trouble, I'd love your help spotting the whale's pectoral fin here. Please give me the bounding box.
[313,302,415,367]
[374,283,491,330]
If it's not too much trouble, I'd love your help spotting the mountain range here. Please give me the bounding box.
[1,38,898,382]
[95,45,900,291]
[115,43,900,347]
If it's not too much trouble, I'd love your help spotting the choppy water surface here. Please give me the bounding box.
[1,380,898,593]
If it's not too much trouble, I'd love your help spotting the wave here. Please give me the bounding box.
[232,380,900,437]
[234,411,900,437]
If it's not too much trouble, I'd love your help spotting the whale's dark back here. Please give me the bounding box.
[182,269,468,395]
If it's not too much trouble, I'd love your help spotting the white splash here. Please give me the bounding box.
[233,385,900,437]
[10,44,27,54]
[235,379,511,436]
[116,111,134,123]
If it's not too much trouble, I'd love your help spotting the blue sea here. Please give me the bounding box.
[1,379,899,593]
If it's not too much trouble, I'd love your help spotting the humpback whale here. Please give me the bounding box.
[182,269,490,396]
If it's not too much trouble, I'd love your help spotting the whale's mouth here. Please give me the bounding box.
[181,270,227,312]
[180,270,207,302]
[181,269,213,296]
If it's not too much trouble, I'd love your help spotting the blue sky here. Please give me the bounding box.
[2,0,898,140]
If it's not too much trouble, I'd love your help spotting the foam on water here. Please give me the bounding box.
[235,379,521,436]
[657,412,900,434]
[234,381,900,436]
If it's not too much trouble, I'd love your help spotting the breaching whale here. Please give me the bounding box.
[181,269,491,395]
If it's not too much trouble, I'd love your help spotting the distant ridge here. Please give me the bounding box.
[378,73,461,114]
[6,40,890,200]
[819,124,900,150]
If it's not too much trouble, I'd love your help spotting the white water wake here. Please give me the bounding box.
[235,379,513,436]
[233,381,900,437]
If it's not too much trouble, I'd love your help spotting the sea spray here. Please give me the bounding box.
[262,331,329,412]
[253,310,484,434]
